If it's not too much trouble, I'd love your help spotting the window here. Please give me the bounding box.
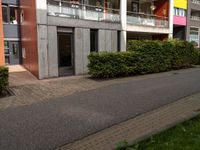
[174,8,186,17]
[2,5,8,23]
[190,28,200,47]
[90,29,98,52]
[4,41,10,64]
[2,5,19,24]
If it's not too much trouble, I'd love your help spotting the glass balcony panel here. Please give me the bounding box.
[127,12,168,28]
[47,1,120,23]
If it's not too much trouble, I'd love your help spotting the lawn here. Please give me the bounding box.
[117,115,200,150]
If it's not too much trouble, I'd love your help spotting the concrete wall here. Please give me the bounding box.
[98,29,118,52]
[48,16,121,31]
[48,26,58,77]
[36,0,48,79]
[74,28,90,75]
[186,0,200,46]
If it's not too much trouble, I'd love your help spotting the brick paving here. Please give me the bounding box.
[0,67,198,110]
[1,67,198,111]
[0,67,200,150]
[58,93,200,150]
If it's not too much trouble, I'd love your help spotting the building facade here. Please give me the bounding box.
[187,0,200,47]
[1,0,21,66]
[173,0,187,39]
[0,0,199,79]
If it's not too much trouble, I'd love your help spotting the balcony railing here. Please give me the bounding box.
[192,0,200,5]
[127,11,169,28]
[47,1,120,23]
[191,16,200,21]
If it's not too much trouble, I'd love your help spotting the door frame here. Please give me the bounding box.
[57,28,75,76]
[4,40,21,65]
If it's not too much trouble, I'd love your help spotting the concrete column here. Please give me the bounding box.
[82,29,90,74]
[120,0,127,51]
[48,26,58,78]
[186,1,191,41]
[36,0,48,79]
[74,28,90,75]
[36,0,47,24]
[37,25,48,79]
[168,0,174,38]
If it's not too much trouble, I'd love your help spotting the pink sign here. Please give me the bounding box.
[173,16,187,26]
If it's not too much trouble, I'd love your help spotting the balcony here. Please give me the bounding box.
[191,16,200,21]
[127,12,169,28]
[192,0,200,5]
[47,1,120,23]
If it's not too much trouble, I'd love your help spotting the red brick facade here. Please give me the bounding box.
[20,0,39,78]
[0,0,5,66]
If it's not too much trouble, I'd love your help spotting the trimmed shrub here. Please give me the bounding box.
[88,40,199,78]
[0,67,9,96]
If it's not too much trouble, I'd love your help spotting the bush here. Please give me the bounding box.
[198,51,200,65]
[88,40,199,78]
[0,67,9,96]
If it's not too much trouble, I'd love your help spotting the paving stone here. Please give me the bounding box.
[58,93,200,150]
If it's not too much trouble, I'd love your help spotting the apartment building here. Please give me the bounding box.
[1,0,21,66]
[173,0,187,39]
[0,0,180,79]
[187,0,200,47]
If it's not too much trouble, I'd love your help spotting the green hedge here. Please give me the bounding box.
[198,51,200,65]
[88,40,199,78]
[0,67,9,96]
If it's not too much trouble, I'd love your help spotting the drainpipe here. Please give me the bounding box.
[168,0,174,38]
[120,0,127,51]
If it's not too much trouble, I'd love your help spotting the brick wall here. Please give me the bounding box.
[0,0,5,66]
[20,0,39,78]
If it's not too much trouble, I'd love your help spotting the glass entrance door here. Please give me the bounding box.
[4,41,20,65]
[58,33,74,76]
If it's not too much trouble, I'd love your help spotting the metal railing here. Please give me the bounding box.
[47,1,120,23]
[127,11,169,28]
[192,0,200,5]
[191,16,200,21]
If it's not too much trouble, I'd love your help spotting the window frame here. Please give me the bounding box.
[2,4,19,24]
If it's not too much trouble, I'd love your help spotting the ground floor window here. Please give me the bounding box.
[190,27,199,47]
[90,29,98,52]
[4,41,10,64]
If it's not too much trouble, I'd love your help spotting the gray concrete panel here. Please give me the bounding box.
[105,30,112,51]
[111,30,118,52]
[37,25,48,79]
[98,30,106,51]
[74,28,84,75]
[82,29,90,74]
[48,16,121,31]
[48,26,59,78]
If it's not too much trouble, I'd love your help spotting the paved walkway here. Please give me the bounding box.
[1,68,200,150]
[59,93,200,150]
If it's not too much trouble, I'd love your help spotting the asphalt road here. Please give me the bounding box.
[1,68,200,150]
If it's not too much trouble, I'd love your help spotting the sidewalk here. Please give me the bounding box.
[1,67,200,150]
[58,93,200,150]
